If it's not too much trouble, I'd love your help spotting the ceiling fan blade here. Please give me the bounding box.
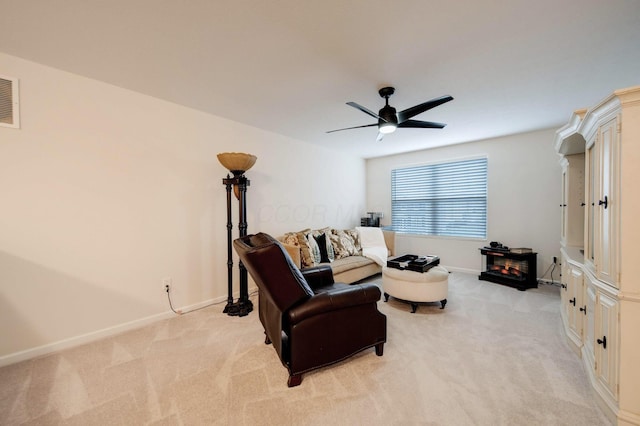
[397,95,453,123]
[346,102,385,121]
[376,132,385,142]
[398,119,447,129]
[326,123,378,133]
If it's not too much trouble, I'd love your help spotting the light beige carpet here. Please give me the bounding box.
[0,272,611,425]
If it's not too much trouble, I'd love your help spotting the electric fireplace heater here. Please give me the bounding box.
[479,248,538,291]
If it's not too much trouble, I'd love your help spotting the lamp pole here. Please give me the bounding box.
[223,176,234,314]
[222,173,253,317]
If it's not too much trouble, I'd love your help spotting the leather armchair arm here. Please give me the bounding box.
[287,283,381,325]
[301,265,335,290]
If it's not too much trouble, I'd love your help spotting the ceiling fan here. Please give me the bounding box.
[327,87,453,141]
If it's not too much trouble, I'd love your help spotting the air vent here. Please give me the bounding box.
[0,75,20,129]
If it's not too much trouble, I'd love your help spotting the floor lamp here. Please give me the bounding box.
[217,152,256,317]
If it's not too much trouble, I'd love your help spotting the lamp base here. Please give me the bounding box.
[223,299,254,317]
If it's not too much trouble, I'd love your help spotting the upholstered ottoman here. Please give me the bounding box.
[382,265,449,313]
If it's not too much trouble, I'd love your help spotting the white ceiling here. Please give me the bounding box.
[1,0,639,158]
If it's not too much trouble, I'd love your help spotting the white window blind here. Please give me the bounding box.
[391,157,487,238]
[0,75,19,129]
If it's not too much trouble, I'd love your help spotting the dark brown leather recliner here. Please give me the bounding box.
[233,232,387,387]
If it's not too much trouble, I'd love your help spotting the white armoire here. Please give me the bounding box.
[555,86,640,425]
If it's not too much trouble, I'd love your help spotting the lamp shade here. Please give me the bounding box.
[217,152,257,175]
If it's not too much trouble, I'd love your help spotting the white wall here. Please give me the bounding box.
[366,129,561,277]
[0,52,366,362]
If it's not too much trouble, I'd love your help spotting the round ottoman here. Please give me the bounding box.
[382,265,449,313]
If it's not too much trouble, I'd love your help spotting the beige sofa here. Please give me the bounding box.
[277,229,395,284]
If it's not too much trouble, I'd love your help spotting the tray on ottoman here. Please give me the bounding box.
[386,254,440,273]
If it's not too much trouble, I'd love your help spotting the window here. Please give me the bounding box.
[391,157,487,238]
[0,75,20,129]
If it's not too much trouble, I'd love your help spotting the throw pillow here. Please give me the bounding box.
[282,232,300,247]
[326,235,335,262]
[328,232,346,259]
[329,229,358,259]
[306,232,321,265]
[295,229,314,268]
[313,233,331,263]
[344,228,362,254]
[311,227,335,262]
[335,229,359,256]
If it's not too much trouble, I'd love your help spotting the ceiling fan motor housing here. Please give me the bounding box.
[379,105,398,125]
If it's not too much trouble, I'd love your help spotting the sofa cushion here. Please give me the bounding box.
[327,255,376,275]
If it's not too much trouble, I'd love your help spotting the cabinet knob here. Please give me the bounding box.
[580,306,587,315]
[569,297,576,306]
[598,195,608,209]
[581,202,586,207]
[561,283,567,289]
[597,336,607,349]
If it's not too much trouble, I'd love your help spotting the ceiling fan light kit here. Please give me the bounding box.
[327,86,453,141]
[379,122,397,134]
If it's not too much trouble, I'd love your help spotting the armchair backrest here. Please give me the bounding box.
[233,233,314,312]
[234,233,315,361]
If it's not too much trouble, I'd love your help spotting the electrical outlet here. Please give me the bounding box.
[163,277,172,292]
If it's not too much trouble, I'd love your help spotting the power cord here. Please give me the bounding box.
[165,285,182,315]
[165,286,259,316]
[538,261,560,287]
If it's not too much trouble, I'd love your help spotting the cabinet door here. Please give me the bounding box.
[560,255,569,316]
[583,277,597,368]
[563,153,585,247]
[567,266,584,343]
[561,166,568,244]
[595,117,619,287]
[595,291,619,400]
[585,140,597,269]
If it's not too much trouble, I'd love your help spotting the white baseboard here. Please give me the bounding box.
[618,408,640,426]
[0,310,174,367]
[537,278,562,287]
[0,291,248,368]
[443,265,480,275]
